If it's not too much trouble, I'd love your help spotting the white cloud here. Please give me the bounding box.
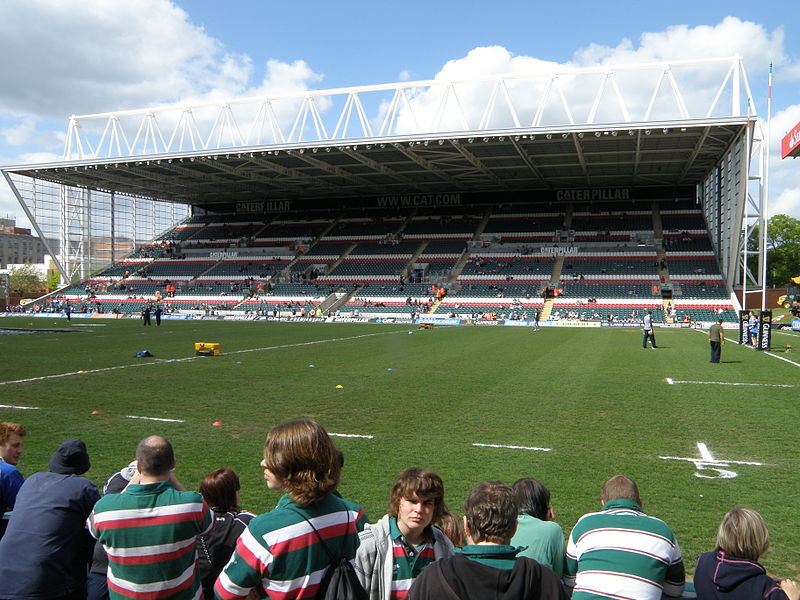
[768,104,800,219]
[398,70,411,82]
[571,17,786,70]
[0,0,251,118]
[769,187,800,219]
[389,18,795,135]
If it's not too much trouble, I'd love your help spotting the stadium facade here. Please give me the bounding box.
[1,56,766,302]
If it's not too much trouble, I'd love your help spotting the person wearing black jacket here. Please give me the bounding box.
[195,468,254,600]
[409,481,568,600]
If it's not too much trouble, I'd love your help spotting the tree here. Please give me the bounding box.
[8,265,46,296]
[746,215,800,288]
[46,269,62,292]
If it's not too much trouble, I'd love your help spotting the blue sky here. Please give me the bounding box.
[1,0,799,226]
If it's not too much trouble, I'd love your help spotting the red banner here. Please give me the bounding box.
[781,121,800,159]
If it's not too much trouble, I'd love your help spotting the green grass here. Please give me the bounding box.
[2,317,799,579]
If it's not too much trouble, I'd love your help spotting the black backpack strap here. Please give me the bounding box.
[286,500,352,561]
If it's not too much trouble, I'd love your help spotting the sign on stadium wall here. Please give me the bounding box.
[376,193,461,209]
[235,200,293,213]
[211,186,695,215]
[556,188,630,201]
[781,121,800,159]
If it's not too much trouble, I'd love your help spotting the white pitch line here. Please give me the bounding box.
[0,403,40,410]
[658,455,767,466]
[473,443,552,452]
[765,351,800,368]
[773,330,800,337]
[126,415,185,423]
[697,442,714,461]
[0,329,412,387]
[329,433,374,439]
[665,378,800,388]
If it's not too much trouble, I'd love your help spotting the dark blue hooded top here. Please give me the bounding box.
[694,550,788,600]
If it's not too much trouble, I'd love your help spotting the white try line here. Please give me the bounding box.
[0,329,412,387]
[126,415,185,423]
[666,377,800,388]
[473,443,552,452]
[329,433,374,439]
[0,403,41,410]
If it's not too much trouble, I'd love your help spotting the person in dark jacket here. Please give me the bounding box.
[195,468,254,600]
[694,506,799,600]
[408,481,568,600]
[0,439,100,600]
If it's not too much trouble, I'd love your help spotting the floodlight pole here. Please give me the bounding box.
[760,64,772,312]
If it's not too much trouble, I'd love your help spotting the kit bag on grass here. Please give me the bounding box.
[287,504,368,600]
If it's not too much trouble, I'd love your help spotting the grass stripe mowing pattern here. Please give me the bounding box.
[1,317,798,579]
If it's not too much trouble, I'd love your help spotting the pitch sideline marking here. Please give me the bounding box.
[764,351,800,368]
[0,329,416,387]
[126,415,185,423]
[666,378,800,388]
[0,403,41,410]
[659,442,768,479]
[329,433,374,439]
[472,443,552,452]
[691,328,800,368]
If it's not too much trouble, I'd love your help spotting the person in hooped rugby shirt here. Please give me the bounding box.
[214,420,367,600]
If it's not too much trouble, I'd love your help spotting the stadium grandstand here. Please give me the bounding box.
[1,56,768,325]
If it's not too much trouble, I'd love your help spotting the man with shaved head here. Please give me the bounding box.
[564,475,685,600]
[88,436,213,600]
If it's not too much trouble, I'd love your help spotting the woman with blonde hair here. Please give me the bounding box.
[215,420,367,600]
[694,506,798,600]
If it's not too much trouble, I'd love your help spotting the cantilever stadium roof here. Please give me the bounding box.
[4,119,747,205]
[2,56,759,206]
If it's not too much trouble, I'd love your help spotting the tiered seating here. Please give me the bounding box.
[32,199,740,321]
[571,212,653,232]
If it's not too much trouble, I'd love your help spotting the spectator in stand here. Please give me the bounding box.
[408,481,568,600]
[355,468,455,600]
[565,475,684,600]
[0,422,26,540]
[694,506,799,600]
[215,420,368,600]
[0,439,100,600]
[509,478,565,577]
[195,469,254,600]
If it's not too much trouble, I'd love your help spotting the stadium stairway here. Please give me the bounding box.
[563,204,574,229]
[317,289,353,314]
[540,297,555,321]
[662,298,674,323]
[279,217,342,277]
[471,208,492,241]
[446,249,472,284]
[550,257,565,284]
[403,242,429,276]
[324,244,358,275]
